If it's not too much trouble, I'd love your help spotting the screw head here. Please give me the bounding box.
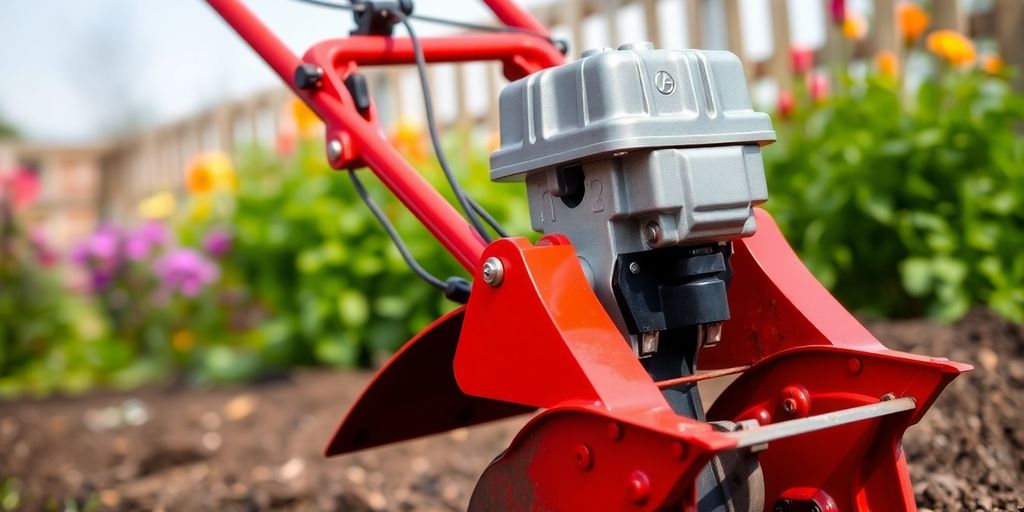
[626,471,651,504]
[575,444,593,470]
[628,261,640,275]
[327,139,343,162]
[643,222,662,244]
[481,257,504,287]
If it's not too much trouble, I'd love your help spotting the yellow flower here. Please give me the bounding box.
[875,50,901,78]
[137,191,177,220]
[982,53,1004,75]
[842,11,868,41]
[897,2,929,44]
[291,98,322,138]
[190,195,213,222]
[185,151,237,194]
[926,30,976,68]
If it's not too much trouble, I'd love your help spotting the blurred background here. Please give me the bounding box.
[1,0,1022,510]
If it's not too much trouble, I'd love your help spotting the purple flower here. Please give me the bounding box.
[202,229,232,258]
[71,226,122,269]
[153,248,220,297]
[125,222,168,261]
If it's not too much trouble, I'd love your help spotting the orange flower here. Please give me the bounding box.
[185,151,236,194]
[842,11,868,41]
[291,98,322,138]
[897,2,929,44]
[171,330,195,351]
[982,53,1005,75]
[389,118,429,164]
[875,50,901,78]
[926,30,976,68]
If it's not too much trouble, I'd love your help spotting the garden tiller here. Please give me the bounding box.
[207,0,971,509]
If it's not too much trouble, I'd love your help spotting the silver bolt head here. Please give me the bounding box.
[643,222,662,244]
[628,261,640,275]
[481,257,504,287]
[327,139,343,161]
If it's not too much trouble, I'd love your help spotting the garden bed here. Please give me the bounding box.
[1,310,1021,511]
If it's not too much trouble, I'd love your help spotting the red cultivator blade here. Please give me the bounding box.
[330,209,969,511]
[325,307,532,456]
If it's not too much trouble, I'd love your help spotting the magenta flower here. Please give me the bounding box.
[125,221,168,261]
[830,0,846,25]
[153,248,220,297]
[202,229,232,258]
[71,226,121,268]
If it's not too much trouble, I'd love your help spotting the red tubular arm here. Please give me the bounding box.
[206,0,496,271]
[482,0,551,34]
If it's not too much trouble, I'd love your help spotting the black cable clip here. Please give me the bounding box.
[351,0,414,36]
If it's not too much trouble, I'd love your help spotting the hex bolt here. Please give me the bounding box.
[628,261,640,275]
[626,471,651,504]
[481,257,504,287]
[782,398,797,414]
[643,221,662,244]
[327,139,343,162]
[575,444,593,470]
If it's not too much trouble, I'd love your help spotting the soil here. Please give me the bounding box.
[1,310,1022,511]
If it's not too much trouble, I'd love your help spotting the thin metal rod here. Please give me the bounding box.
[654,365,750,389]
[725,397,916,449]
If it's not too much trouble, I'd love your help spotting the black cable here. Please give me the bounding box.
[468,197,509,238]
[288,0,359,11]
[286,0,555,43]
[395,11,505,241]
[347,170,447,291]
[408,13,556,43]
[287,0,513,240]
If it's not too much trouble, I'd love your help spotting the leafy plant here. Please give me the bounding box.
[764,45,1024,320]
[177,135,532,378]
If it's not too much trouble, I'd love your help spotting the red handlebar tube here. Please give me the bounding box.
[205,0,564,271]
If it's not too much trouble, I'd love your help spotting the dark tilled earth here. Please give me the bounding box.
[1,310,1022,511]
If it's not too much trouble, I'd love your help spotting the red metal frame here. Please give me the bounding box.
[209,2,969,509]
[206,0,562,270]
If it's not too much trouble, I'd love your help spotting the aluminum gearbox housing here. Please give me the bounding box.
[490,42,776,350]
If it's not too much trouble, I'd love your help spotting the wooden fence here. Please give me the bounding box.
[98,0,1022,222]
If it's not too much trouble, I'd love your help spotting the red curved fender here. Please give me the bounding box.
[325,307,534,456]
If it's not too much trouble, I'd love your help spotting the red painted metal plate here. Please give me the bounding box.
[325,307,534,456]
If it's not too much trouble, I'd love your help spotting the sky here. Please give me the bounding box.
[0,0,826,144]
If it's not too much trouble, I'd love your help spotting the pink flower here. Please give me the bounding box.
[777,89,795,119]
[830,0,846,25]
[809,72,831,103]
[0,168,40,210]
[125,221,168,261]
[153,248,220,297]
[790,47,815,75]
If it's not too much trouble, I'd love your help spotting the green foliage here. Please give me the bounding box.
[175,135,532,381]
[764,68,1024,321]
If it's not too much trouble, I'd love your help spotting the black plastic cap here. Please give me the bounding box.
[444,277,471,304]
[553,38,570,56]
[294,64,323,90]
